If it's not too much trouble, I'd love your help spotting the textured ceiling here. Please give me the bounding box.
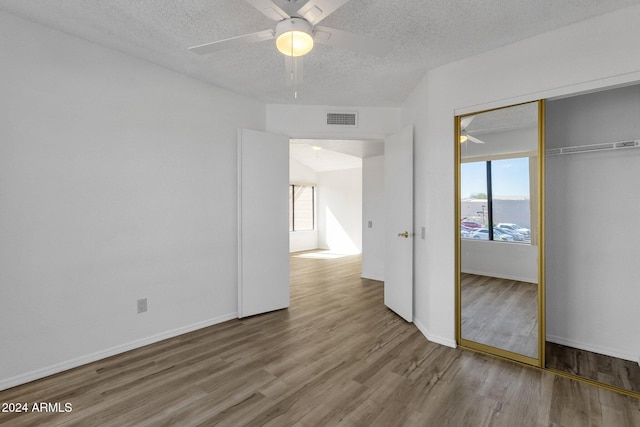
[290,142,361,172]
[1,0,639,107]
[290,138,383,172]
[465,102,539,135]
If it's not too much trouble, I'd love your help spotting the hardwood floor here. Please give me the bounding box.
[1,252,639,426]
[546,342,640,394]
[461,273,538,358]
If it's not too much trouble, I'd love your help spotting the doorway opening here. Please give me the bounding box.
[289,138,384,281]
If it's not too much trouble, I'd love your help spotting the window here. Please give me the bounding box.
[289,185,315,231]
[460,157,532,243]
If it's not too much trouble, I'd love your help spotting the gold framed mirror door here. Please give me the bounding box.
[455,100,545,367]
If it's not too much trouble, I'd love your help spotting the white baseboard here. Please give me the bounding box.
[547,334,637,363]
[360,273,384,281]
[461,268,537,284]
[414,317,457,348]
[0,312,237,392]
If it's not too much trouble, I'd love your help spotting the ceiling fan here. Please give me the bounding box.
[188,0,392,91]
[460,116,486,144]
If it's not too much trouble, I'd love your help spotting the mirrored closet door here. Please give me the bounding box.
[455,100,545,367]
[545,85,640,396]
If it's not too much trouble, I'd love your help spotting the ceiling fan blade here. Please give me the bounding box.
[460,116,475,131]
[285,56,304,86]
[188,29,274,55]
[245,0,290,21]
[314,26,392,57]
[298,0,351,25]
[467,134,486,144]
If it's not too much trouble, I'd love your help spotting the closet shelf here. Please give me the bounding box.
[546,140,640,156]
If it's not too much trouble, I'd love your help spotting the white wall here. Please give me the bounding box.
[290,157,319,183]
[403,4,640,347]
[0,11,265,390]
[317,168,363,253]
[289,158,319,252]
[267,104,401,140]
[362,156,385,280]
[545,86,640,362]
[461,240,538,283]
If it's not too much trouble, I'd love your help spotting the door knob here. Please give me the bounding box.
[397,231,409,238]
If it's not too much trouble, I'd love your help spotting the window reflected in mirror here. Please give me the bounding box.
[460,157,531,244]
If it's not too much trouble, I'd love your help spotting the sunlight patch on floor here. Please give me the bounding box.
[293,250,357,259]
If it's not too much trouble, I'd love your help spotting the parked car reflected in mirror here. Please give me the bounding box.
[468,227,514,242]
[496,223,530,238]
[461,220,531,243]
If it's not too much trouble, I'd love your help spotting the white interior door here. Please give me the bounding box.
[237,128,289,318]
[384,125,414,322]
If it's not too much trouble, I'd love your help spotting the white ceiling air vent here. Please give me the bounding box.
[326,112,358,127]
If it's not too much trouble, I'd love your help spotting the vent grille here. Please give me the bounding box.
[326,112,357,126]
[546,140,640,156]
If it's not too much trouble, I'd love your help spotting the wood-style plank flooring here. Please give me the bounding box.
[546,342,640,394]
[1,252,639,426]
[461,273,538,358]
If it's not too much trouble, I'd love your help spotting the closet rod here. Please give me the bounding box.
[546,140,640,156]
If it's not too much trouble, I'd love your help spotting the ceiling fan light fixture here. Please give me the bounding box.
[460,135,468,143]
[275,18,314,57]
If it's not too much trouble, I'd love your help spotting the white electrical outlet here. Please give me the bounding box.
[137,298,147,314]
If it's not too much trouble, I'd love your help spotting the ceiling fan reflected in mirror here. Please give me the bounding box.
[460,116,486,144]
[188,0,393,94]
